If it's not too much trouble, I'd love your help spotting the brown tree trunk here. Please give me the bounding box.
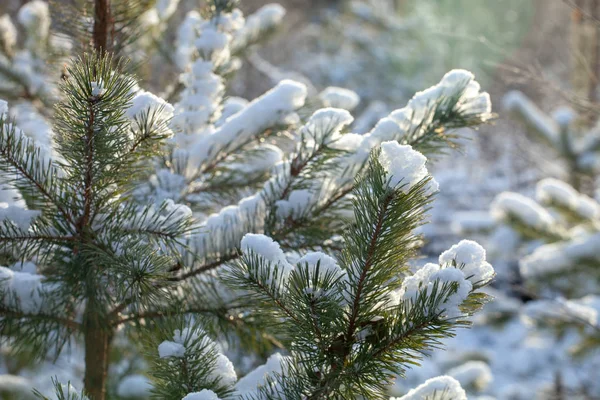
[83,306,112,400]
[93,0,112,53]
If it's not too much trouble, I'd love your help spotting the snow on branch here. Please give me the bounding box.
[231,4,286,53]
[491,192,563,239]
[536,178,600,220]
[520,232,600,278]
[391,375,467,400]
[503,90,559,146]
[153,324,237,398]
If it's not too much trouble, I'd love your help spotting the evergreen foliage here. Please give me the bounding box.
[481,93,600,398]
[0,1,496,399]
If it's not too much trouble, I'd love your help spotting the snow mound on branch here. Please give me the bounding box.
[405,69,492,126]
[439,240,494,286]
[0,374,34,398]
[524,296,600,329]
[302,108,354,144]
[235,352,289,395]
[396,263,472,319]
[520,232,600,278]
[126,89,174,121]
[183,389,221,400]
[241,234,294,286]
[297,252,343,279]
[0,16,17,53]
[232,4,286,50]
[241,234,287,266]
[157,340,185,358]
[536,178,600,219]
[392,375,467,400]
[211,353,237,387]
[157,327,236,387]
[319,87,360,111]
[17,0,49,35]
[393,241,493,318]
[491,192,555,231]
[503,90,558,144]
[275,189,317,220]
[188,79,307,169]
[154,0,180,20]
[378,141,438,193]
[552,106,576,127]
[447,361,492,391]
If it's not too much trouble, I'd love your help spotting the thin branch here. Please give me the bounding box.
[0,308,81,331]
[0,146,75,228]
[168,253,240,282]
[345,192,394,351]
[111,307,222,327]
[0,234,77,242]
[251,277,301,325]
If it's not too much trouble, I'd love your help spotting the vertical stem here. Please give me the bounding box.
[81,74,108,399]
[93,0,112,53]
[83,305,112,400]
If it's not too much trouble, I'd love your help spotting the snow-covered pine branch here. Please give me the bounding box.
[489,176,600,386]
[159,69,492,287]
[149,139,495,399]
[503,90,600,190]
[391,376,467,400]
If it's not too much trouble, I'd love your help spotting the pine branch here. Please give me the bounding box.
[0,119,75,226]
[168,253,240,282]
[344,190,394,350]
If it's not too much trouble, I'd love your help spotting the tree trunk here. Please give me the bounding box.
[93,0,112,53]
[83,307,112,400]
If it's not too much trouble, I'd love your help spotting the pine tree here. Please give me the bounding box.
[490,178,600,399]
[503,90,594,191]
[0,1,496,399]
[482,90,600,397]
